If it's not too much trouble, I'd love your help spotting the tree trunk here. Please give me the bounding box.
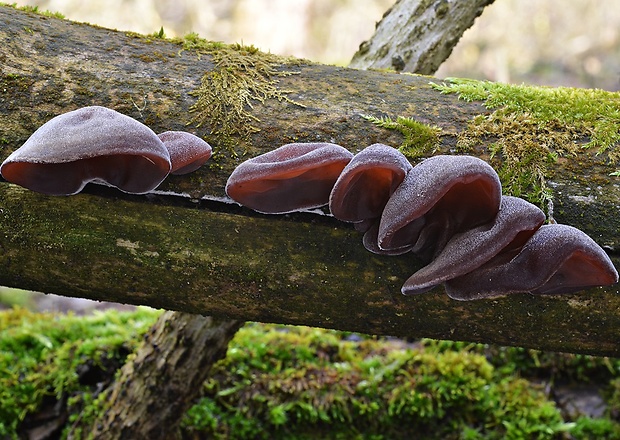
[76,313,242,439]
[1,6,620,357]
[349,0,496,73]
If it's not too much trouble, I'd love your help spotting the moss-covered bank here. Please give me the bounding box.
[2,308,620,439]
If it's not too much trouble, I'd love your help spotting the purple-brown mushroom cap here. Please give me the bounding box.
[157,131,212,175]
[0,106,171,195]
[225,142,353,214]
[357,218,413,255]
[329,143,412,223]
[402,196,545,295]
[445,224,619,300]
[328,143,412,255]
[378,155,502,258]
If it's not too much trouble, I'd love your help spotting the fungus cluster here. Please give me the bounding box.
[3,110,617,301]
[226,142,618,300]
[0,106,211,195]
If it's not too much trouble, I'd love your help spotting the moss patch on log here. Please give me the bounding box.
[181,34,305,156]
[362,114,442,159]
[430,78,620,209]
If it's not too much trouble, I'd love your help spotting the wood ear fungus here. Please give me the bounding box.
[329,144,412,255]
[230,143,618,299]
[329,143,412,223]
[1,106,171,195]
[444,224,619,300]
[227,142,617,299]
[225,142,353,214]
[402,196,546,295]
[378,155,502,259]
[157,131,212,175]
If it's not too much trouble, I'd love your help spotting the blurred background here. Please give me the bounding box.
[10,0,620,90]
[3,0,620,311]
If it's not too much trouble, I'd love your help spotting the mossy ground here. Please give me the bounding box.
[0,307,158,438]
[2,307,620,439]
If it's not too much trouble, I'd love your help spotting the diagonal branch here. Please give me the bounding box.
[349,0,496,73]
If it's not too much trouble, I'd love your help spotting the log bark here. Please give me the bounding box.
[349,0,496,73]
[1,6,619,357]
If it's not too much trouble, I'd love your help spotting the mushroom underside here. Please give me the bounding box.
[1,153,170,195]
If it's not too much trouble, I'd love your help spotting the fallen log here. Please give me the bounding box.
[1,6,619,356]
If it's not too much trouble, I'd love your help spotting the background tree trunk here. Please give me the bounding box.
[76,313,242,440]
[1,6,619,357]
[349,0,496,72]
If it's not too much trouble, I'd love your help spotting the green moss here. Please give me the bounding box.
[2,3,65,19]
[0,307,160,438]
[178,32,227,53]
[425,338,620,383]
[470,111,561,207]
[181,35,305,156]
[430,78,620,208]
[3,309,620,439]
[150,26,166,39]
[184,324,573,439]
[432,78,620,156]
[570,417,620,439]
[362,114,442,159]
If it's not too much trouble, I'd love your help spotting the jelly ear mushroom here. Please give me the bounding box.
[329,144,412,223]
[329,144,413,255]
[444,224,619,301]
[226,142,353,214]
[157,131,212,175]
[402,196,545,295]
[0,106,171,195]
[378,155,502,259]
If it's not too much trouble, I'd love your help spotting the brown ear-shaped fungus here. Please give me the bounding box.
[158,131,212,175]
[361,222,415,255]
[445,224,619,301]
[378,155,502,258]
[0,106,171,195]
[225,142,353,214]
[329,144,413,255]
[329,144,412,222]
[402,196,545,295]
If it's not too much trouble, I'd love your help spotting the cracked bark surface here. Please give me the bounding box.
[78,313,242,440]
